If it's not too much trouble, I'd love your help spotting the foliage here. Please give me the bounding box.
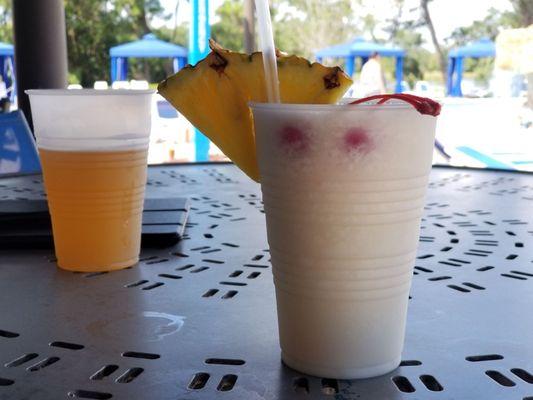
[0,0,12,43]
[211,0,245,52]
[64,0,175,86]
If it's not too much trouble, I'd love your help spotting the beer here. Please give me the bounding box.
[39,148,148,271]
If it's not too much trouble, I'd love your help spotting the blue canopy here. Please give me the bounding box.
[315,37,405,93]
[447,38,495,96]
[0,42,16,102]
[109,34,188,82]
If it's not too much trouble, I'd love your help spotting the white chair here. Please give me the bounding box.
[93,81,109,90]
[111,81,130,90]
[130,80,149,90]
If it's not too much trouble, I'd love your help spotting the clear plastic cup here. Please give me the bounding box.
[27,89,154,272]
[251,102,438,379]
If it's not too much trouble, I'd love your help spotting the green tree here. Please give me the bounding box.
[273,0,357,59]
[64,0,171,87]
[0,0,12,43]
[211,0,245,51]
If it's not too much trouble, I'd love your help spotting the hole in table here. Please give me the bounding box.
[50,341,84,350]
[116,368,144,383]
[0,329,19,338]
[201,248,221,254]
[125,280,149,288]
[229,270,243,278]
[122,351,160,360]
[176,264,195,271]
[506,231,516,236]
[191,267,209,273]
[203,289,219,297]
[140,255,158,262]
[0,377,14,386]
[486,370,515,387]
[462,282,485,290]
[252,254,264,261]
[293,377,309,394]
[414,266,433,273]
[203,233,213,239]
[392,376,416,393]
[477,266,494,272]
[67,390,113,399]
[511,368,533,384]
[172,252,189,258]
[203,259,224,264]
[220,281,247,286]
[450,238,459,244]
[205,358,245,366]
[217,374,237,391]
[515,242,524,248]
[511,270,533,277]
[440,246,453,252]
[243,264,269,269]
[447,285,470,293]
[417,254,434,259]
[466,354,504,362]
[146,258,169,265]
[222,242,239,247]
[142,282,164,290]
[5,353,39,367]
[27,357,60,371]
[400,360,422,366]
[439,261,462,267]
[90,365,119,380]
[158,274,182,280]
[247,272,261,279]
[222,290,238,299]
[84,272,108,278]
[420,375,443,391]
[321,378,339,395]
[506,254,518,260]
[189,372,210,390]
[428,276,451,281]
[501,273,527,280]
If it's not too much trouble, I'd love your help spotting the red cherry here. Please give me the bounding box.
[350,93,441,116]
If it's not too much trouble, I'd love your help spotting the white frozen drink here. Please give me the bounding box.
[251,100,438,379]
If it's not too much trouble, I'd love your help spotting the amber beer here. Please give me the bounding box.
[27,89,153,272]
[39,148,148,271]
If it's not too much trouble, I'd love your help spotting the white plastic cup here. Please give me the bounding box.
[27,89,154,272]
[251,102,438,379]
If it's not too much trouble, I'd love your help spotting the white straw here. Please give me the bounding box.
[254,0,280,103]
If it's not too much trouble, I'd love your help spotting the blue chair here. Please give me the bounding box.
[0,110,41,176]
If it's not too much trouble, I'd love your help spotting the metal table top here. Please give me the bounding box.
[0,164,532,400]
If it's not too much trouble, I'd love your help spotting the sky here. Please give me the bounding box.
[155,0,514,50]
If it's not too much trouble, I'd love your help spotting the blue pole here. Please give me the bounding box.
[190,0,210,162]
[8,56,16,102]
[120,57,128,81]
[446,57,454,96]
[345,55,355,78]
[394,56,403,93]
[110,57,117,82]
[452,56,463,97]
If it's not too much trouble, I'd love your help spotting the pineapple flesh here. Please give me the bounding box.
[158,41,352,182]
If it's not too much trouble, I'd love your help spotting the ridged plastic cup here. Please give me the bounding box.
[251,102,438,379]
[27,89,154,272]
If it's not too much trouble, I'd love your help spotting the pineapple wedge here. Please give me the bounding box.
[158,41,352,182]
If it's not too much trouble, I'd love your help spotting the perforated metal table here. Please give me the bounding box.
[0,164,532,400]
